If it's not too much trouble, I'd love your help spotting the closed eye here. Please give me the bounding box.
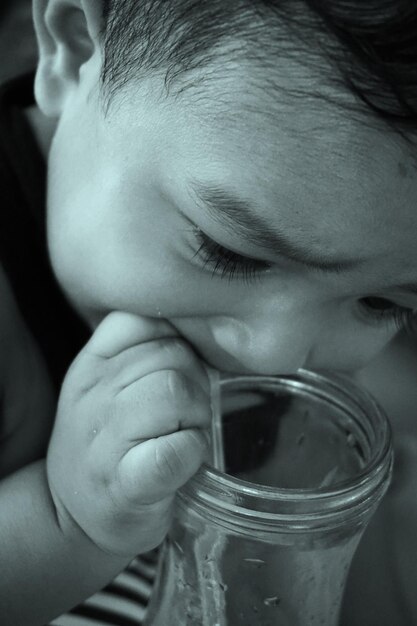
[193,228,272,284]
[191,228,417,333]
[358,297,416,333]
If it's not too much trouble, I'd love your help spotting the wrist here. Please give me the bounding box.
[45,460,133,566]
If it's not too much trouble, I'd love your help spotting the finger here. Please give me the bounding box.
[85,311,178,359]
[111,369,212,441]
[110,337,210,396]
[119,429,210,503]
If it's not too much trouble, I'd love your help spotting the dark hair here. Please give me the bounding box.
[99,0,417,143]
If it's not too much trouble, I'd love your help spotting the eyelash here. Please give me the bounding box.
[193,229,417,332]
[358,298,416,333]
[193,228,272,284]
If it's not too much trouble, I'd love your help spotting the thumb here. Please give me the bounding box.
[120,429,211,503]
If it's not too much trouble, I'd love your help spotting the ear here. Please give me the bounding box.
[32,0,104,117]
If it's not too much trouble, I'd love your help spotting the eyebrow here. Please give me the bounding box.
[188,180,366,274]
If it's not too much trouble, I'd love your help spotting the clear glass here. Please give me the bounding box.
[144,370,393,626]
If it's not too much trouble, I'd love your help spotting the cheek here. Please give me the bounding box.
[308,327,396,372]
[47,187,189,319]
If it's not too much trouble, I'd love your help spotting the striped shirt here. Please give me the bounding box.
[47,550,159,626]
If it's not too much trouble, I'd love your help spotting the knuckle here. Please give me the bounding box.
[167,370,193,402]
[65,350,88,380]
[63,357,102,397]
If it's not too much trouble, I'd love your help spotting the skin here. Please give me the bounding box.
[32,2,417,377]
[0,1,415,623]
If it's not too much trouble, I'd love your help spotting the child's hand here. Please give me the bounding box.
[46,312,212,557]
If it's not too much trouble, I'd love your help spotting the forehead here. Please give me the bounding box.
[106,59,417,264]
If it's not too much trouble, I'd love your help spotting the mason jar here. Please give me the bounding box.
[144,370,393,626]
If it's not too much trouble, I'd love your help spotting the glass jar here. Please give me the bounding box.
[144,370,393,626]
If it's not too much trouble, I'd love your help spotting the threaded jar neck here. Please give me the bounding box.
[179,370,393,534]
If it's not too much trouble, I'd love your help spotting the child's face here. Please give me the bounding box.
[44,48,417,375]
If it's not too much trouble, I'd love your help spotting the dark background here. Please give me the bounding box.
[0,1,36,85]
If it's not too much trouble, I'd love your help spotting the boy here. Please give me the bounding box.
[1,0,417,624]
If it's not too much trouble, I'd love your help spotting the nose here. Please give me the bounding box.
[209,312,319,375]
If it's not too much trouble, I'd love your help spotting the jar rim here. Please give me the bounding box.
[181,369,393,525]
